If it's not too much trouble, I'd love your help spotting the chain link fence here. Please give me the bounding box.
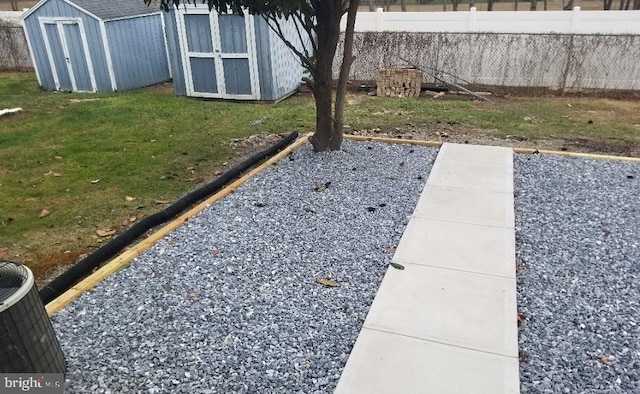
[336,31,640,96]
[0,18,31,71]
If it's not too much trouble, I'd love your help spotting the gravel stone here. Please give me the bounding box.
[514,154,640,394]
[52,140,437,393]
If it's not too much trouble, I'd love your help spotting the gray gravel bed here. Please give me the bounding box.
[514,154,640,394]
[51,140,437,393]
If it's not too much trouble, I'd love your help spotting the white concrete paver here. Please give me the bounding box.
[335,143,520,394]
[392,217,516,278]
[362,264,518,357]
[336,329,520,394]
[413,186,514,228]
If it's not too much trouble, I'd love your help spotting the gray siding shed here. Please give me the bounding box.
[21,0,170,92]
[164,4,307,101]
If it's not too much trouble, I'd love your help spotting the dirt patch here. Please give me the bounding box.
[143,81,177,95]
[206,133,295,180]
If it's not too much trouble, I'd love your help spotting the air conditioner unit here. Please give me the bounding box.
[0,261,66,374]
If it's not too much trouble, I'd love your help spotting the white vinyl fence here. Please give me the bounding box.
[336,9,640,92]
[342,7,640,35]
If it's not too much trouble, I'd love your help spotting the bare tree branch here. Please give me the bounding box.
[291,10,317,55]
[262,14,315,74]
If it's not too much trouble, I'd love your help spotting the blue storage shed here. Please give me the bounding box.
[164,4,307,101]
[21,0,170,92]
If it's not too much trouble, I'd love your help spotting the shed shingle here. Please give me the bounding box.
[72,0,159,20]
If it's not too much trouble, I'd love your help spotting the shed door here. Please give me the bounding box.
[39,18,96,92]
[177,8,259,99]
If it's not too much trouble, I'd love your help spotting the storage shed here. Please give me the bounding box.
[21,0,170,92]
[163,4,307,100]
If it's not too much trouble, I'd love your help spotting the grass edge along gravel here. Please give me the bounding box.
[2,71,639,283]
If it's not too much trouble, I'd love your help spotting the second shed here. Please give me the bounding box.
[21,0,170,92]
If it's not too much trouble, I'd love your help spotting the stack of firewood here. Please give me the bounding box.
[376,67,422,98]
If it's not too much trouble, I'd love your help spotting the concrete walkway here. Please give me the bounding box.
[335,143,520,394]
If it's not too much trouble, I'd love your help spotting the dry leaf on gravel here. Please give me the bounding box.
[519,350,529,363]
[316,278,339,287]
[39,208,51,218]
[598,356,613,366]
[0,247,8,258]
[125,196,135,202]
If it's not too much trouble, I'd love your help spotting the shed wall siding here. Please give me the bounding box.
[22,0,111,91]
[267,17,305,99]
[105,14,169,91]
[163,10,185,95]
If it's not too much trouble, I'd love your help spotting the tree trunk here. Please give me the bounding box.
[603,0,613,8]
[384,0,390,11]
[310,82,336,152]
[452,0,459,11]
[308,0,344,152]
[544,0,548,10]
[563,0,574,10]
[634,0,640,10]
[443,0,447,11]
[332,0,359,151]
[400,0,407,11]
[368,0,375,12]
[530,0,537,10]
[514,0,518,11]
[9,0,19,11]
[488,0,494,11]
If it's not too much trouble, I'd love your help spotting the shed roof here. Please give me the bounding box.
[22,0,161,21]
[71,0,159,20]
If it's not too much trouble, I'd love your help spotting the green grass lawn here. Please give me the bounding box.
[0,73,315,280]
[1,71,639,282]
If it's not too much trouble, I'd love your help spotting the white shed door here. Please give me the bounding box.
[177,8,259,99]
[39,18,96,92]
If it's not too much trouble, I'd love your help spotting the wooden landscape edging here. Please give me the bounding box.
[47,134,639,316]
[45,134,311,316]
[345,135,640,162]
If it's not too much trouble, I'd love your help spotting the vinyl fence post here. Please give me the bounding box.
[469,7,477,32]
[376,7,383,32]
[570,6,581,33]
